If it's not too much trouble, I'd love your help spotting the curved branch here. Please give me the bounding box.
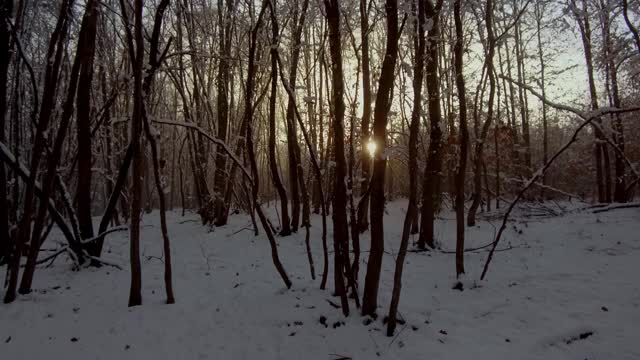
[480,102,640,280]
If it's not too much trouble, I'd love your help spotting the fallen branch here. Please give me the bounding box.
[82,252,123,270]
[592,202,640,213]
[500,75,640,183]
[30,246,69,266]
[481,100,640,280]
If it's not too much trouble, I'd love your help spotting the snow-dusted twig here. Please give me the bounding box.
[151,118,254,185]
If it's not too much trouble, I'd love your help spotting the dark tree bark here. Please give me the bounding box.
[128,0,145,307]
[247,0,292,289]
[599,0,626,202]
[91,142,133,260]
[75,0,99,242]
[570,0,611,203]
[324,0,350,317]
[387,0,435,336]
[357,0,372,232]
[362,0,400,317]
[453,0,468,278]
[5,0,77,303]
[283,0,309,232]
[418,0,444,250]
[0,146,79,252]
[19,0,100,293]
[535,2,549,197]
[273,50,329,290]
[514,21,531,176]
[622,0,640,54]
[268,1,291,236]
[467,0,498,227]
[141,0,173,303]
[213,0,234,226]
[0,0,13,265]
[502,38,520,162]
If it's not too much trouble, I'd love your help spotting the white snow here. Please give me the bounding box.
[1,201,639,360]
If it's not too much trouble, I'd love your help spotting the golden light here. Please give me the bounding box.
[366,139,377,158]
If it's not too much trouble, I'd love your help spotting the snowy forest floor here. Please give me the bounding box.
[1,200,639,360]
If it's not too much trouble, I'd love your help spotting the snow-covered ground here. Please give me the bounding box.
[1,201,639,360]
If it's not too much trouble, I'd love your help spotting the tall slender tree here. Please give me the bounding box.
[0,0,13,265]
[362,0,400,317]
[418,0,445,250]
[324,0,350,316]
[268,0,292,236]
[453,0,468,278]
[357,0,373,232]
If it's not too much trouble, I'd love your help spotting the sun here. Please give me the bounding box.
[367,139,377,158]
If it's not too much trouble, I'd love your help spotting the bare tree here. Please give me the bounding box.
[453,0,468,278]
[267,0,292,236]
[418,0,445,249]
[570,0,611,203]
[324,0,350,316]
[388,0,434,335]
[0,0,13,265]
[362,0,400,317]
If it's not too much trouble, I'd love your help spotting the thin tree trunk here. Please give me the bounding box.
[4,0,74,304]
[388,0,434,336]
[21,0,99,294]
[599,0,626,202]
[467,0,498,227]
[0,0,13,265]
[246,0,292,289]
[535,2,548,198]
[213,0,234,226]
[418,0,444,250]
[514,21,531,176]
[571,0,609,203]
[284,0,309,232]
[357,0,373,232]
[453,0,468,278]
[362,0,400,317]
[622,0,640,54]
[324,0,350,316]
[75,0,99,243]
[128,0,145,307]
[268,1,291,236]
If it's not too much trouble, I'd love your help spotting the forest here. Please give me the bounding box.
[1,0,640,358]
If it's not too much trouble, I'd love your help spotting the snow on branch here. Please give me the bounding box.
[151,118,254,186]
[500,75,640,182]
[0,141,78,248]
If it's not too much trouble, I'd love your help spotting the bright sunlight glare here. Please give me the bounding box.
[367,140,377,158]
